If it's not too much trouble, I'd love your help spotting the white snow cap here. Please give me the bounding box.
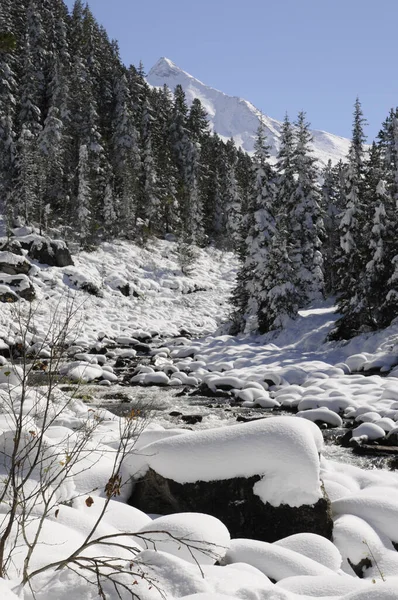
[147,58,351,166]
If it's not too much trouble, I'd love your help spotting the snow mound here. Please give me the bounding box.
[73,496,152,533]
[59,361,104,383]
[351,422,386,442]
[274,533,342,571]
[179,594,237,600]
[134,512,230,564]
[341,578,398,599]
[332,495,398,543]
[276,573,365,596]
[222,538,333,580]
[297,407,343,427]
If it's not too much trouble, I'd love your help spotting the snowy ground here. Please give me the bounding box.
[1,236,398,598]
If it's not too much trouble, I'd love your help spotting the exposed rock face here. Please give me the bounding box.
[129,469,333,543]
[28,237,73,267]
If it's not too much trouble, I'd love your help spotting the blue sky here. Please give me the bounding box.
[64,0,398,140]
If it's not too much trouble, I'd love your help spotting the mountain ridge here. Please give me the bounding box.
[147,57,350,166]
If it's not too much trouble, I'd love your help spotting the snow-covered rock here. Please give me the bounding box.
[59,361,104,383]
[0,251,31,275]
[129,417,332,542]
[222,538,334,581]
[132,416,324,507]
[134,512,230,565]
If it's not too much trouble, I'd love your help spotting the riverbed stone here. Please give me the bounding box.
[129,469,333,543]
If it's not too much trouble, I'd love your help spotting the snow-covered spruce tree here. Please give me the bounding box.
[247,113,319,333]
[12,2,45,225]
[321,160,338,294]
[76,143,92,246]
[80,5,113,240]
[269,113,303,322]
[197,134,245,249]
[291,111,324,301]
[235,147,254,232]
[102,180,117,237]
[187,97,210,143]
[361,142,393,328]
[14,126,39,225]
[151,84,180,235]
[231,119,276,333]
[111,71,140,236]
[222,138,242,248]
[378,110,398,323]
[331,98,368,339]
[0,0,19,223]
[36,0,72,228]
[37,58,69,231]
[136,96,160,238]
[188,98,224,246]
[198,134,222,243]
[170,84,203,244]
[321,159,347,295]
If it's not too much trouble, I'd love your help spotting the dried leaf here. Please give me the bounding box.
[85,496,94,507]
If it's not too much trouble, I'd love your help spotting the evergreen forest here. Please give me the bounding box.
[2,0,398,340]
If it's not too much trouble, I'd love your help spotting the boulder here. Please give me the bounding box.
[64,269,102,296]
[118,282,130,296]
[134,342,151,354]
[28,236,73,267]
[0,274,35,301]
[0,251,30,275]
[104,275,130,296]
[128,417,333,543]
[129,469,333,543]
[181,414,203,425]
[0,285,18,303]
[0,239,23,255]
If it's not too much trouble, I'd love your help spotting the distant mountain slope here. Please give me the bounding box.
[147,57,350,166]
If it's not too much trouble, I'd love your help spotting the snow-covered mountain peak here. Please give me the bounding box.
[147,57,350,166]
[148,57,182,79]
